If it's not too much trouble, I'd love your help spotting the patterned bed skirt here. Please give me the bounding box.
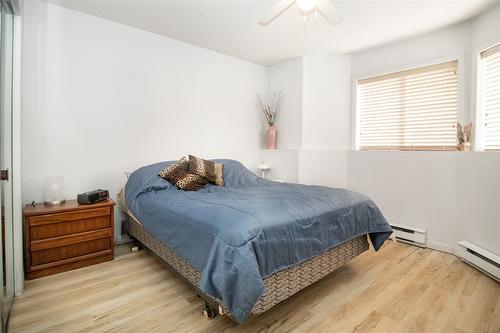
[122,211,369,320]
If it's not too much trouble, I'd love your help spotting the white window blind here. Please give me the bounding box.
[481,44,500,151]
[357,60,459,151]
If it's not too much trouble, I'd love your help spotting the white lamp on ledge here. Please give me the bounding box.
[257,162,271,178]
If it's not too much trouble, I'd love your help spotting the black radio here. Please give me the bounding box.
[77,189,109,205]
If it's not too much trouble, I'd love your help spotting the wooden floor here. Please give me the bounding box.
[9,241,500,333]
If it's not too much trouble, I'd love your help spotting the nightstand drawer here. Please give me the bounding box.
[29,214,111,240]
[31,237,111,266]
[30,228,111,251]
[28,207,110,226]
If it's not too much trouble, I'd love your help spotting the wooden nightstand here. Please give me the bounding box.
[23,199,115,279]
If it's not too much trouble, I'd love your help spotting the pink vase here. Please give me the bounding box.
[266,126,277,149]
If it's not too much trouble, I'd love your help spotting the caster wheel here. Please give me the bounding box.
[202,303,216,319]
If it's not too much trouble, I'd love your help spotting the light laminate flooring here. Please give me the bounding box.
[9,241,500,333]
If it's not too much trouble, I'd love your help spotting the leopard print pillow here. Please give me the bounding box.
[173,170,209,191]
[158,156,209,191]
[188,155,224,187]
[158,156,189,183]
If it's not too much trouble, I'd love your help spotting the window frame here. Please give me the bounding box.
[353,55,464,151]
[476,43,500,151]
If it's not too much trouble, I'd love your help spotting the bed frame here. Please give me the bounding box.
[119,193,369,321]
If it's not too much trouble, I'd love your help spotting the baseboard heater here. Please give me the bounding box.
[457,241,500,282]
[390,223,426,247]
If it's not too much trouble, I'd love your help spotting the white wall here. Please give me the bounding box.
[302,55,352,150]
[260,149,298,183]
[22,1,268,240]
[264,55,352,189]
[471,2,500,52]
[456,152,500,256]
[299,55,352,189]
[348,151,459,252]
[298,150,349,189]
[348,150,500,255]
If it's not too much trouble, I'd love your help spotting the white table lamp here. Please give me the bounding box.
[44,176,66,205]
[257,163,271,178]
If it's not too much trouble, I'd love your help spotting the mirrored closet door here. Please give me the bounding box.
[0,0,15,331]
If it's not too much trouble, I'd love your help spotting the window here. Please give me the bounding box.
[357,61,459,151]
[480,44,500,151]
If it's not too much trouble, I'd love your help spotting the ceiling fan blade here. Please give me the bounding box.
[258,0,296,26]
[317,0,343,25]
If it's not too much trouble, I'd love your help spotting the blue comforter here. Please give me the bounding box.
[125,159,392,323]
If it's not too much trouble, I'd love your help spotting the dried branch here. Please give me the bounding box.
[257,91,283,126]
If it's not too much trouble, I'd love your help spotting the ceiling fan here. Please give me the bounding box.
[258,0,343,26]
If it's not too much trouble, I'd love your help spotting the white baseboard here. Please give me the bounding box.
[426,240,455,254]
[456,241,500,282]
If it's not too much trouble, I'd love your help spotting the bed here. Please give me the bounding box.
[120,159,392,323]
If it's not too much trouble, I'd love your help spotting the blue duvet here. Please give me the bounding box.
[124,159,392,323]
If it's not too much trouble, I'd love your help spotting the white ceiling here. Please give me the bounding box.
[44,0,498,66]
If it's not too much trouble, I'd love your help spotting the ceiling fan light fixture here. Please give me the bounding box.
[258,0,342,26]
[296,0,319,14]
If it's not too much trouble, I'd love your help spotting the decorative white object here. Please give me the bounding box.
[44,176,65,206]
[257,163,271,178]
[457,122,472,151]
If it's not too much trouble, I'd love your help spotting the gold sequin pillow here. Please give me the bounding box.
[188,155,224,187]
[158,157,209,191]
